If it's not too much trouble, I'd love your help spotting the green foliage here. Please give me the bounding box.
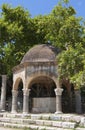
[32,15,48,44]
[1,43,16,74]
[0,0,85,89]
[44,4,84,49]
[58,44,85,88]
[0,4,38,75]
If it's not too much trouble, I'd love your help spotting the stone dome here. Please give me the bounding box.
[21,44,60,63]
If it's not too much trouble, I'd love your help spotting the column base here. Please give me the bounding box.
[55,111,63,114]
[22,112,30,117]
[23,112,29,115]
[11,110,17,114]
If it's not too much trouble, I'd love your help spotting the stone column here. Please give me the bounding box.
[75,89,82,114]
[23,89,30,114]
[11,90,18,113]
[54,88,63,114]
[0,75,7,111]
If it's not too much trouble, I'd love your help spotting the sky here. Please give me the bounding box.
[0,0,85,18]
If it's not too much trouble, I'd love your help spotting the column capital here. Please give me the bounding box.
[23,89,30,96]
[54,88,63,96]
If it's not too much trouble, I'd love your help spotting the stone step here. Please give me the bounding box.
[0,122,74,130]
[0,113,84,129]
[0,113,82,123]
[80,117,85,128]
[0,117,77,129]
[0,117,35,124]
[76,128,85,130]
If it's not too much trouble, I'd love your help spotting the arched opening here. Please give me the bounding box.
[17,80,23,112]
[13,78,23,112]
[29,76,56,113]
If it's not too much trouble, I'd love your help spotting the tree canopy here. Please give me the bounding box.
[0,1,85,89]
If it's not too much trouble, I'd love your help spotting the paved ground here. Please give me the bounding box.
[0,127,22,130]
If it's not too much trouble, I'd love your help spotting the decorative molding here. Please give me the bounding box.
[12,61,57,72]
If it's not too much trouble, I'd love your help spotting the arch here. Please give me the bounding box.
[17,80,23,112]
[13,77,24,90]
[26,72,58,89]
[29,76,56,97]
[26,74,57,113]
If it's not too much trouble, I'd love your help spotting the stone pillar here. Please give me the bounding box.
[23,89,30,114]
[11,90,18,113]
[54,88,63,114]
[75,89,82,114]
[0,75,7,111]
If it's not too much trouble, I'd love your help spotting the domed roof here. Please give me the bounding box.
[21,44,60,63]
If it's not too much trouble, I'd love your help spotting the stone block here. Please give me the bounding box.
[62,122,76,129]
[42,115,50,120]
[76,128,85,130]
[29,124,39,129]
[69,122,76,128]
[52,121,62,127]
[32,98,56,113]
[80,117,85,126]
[44,120,52,126]
[50,115,62,121]
[62,115,71,121]
[70,115,81,123]
[45,127,57,130]
[62,122,70,128]
[38,126,46,130]
[23,119,35,124]
[36,120,44,125]
[31,114,42,120]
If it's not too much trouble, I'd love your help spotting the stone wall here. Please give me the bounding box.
[32,97,56,113]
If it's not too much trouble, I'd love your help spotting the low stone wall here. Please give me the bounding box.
[32,97,56,113]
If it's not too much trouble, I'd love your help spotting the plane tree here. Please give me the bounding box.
[0,4,37,75]
[0,0,85,89]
